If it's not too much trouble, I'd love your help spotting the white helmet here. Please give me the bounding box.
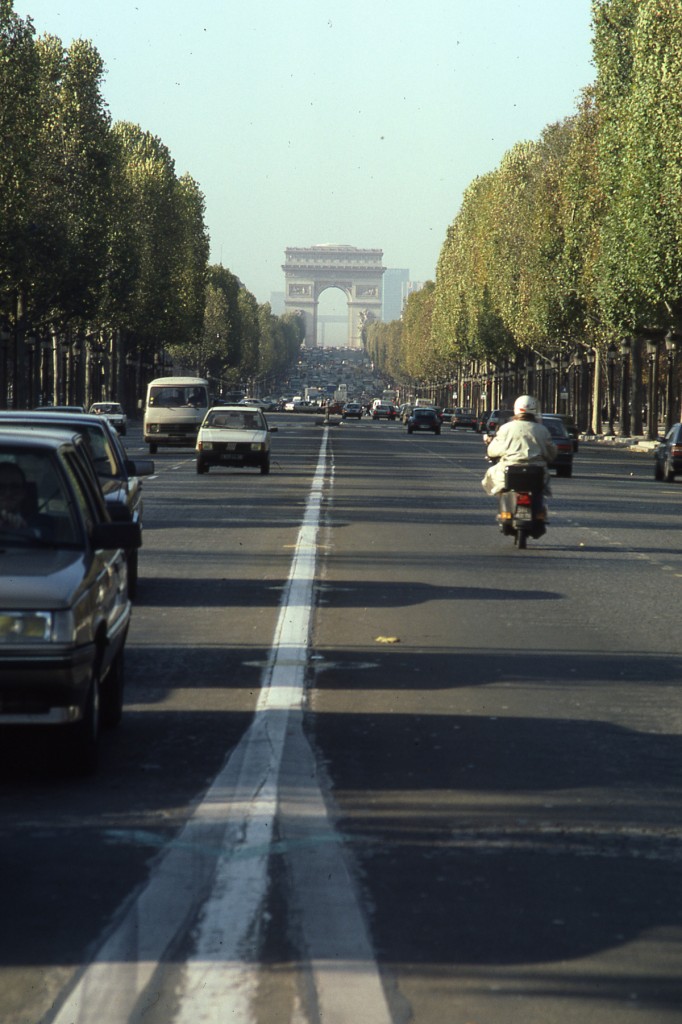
[514,394,539,416]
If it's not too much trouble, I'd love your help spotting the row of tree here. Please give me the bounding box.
[367,0,682,428]
[0,0,302,410]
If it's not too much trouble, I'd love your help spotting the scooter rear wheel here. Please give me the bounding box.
[515,530,527,549]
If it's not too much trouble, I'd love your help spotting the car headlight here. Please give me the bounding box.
[198,441,212,451]
[148,423,159,433]
[0,611,53,643]
[250,442,264,451]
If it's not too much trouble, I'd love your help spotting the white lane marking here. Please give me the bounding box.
[51,429,392,1024]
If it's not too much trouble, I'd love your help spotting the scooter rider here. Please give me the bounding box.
[481,394,557,496]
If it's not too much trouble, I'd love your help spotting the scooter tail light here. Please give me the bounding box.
[516,492,532,506]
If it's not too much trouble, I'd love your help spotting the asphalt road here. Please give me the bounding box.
[2,415,682,1024]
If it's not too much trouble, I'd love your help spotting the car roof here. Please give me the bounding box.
[0,410,111,426]
[0,426,82,450]
[33,404,84,412]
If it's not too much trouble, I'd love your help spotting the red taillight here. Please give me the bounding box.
[557,443,572,453]
[671,445,682,457]
[516,492,532,506]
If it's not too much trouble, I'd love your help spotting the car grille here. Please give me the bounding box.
[212,441,253,454]
[166,422,195,434]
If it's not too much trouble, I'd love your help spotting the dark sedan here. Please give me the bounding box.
[342,402,363,419]
[451,407,477,430]
[407,407,441,435]
[541,414,575,477]
[654,423,682,481]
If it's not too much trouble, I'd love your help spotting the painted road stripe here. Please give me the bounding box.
[51,429,393,1024]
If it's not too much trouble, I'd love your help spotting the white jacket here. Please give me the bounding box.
[482,418,557,495]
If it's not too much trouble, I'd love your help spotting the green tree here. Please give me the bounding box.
[110,122,181,356]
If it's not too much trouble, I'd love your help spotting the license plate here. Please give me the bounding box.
[515,507,532,521]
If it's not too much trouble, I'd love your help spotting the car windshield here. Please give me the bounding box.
[204,410,265,430]
[148,385,208,408]
[0,449,81,548]
[92,404,122,415]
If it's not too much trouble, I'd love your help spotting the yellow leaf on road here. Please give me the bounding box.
[375,636,400,644]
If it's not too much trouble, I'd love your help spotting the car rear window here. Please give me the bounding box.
[543,419,569,437]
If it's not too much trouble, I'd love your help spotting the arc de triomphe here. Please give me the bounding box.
[282,244,384,348]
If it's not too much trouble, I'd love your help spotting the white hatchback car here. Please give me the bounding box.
[90,401,128,435]
[196,405,277,475]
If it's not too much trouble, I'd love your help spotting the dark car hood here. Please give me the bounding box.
[0,548,88,610]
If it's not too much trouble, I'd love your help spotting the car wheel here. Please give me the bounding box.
[127,548,138,599]
[556,464,572,478]
[435,428,441,435]
[149,443,157,455]
[120,427,127,436]
[68,666,101,776]
[100,649,125,730]
[260,456,270,475]
[196,458,208,474]
[664,460,676,482]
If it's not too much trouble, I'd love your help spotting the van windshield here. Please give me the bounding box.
[148,386,208,409]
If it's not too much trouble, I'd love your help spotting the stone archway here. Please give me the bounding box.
[282,244,384,348]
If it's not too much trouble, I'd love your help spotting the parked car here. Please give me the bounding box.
[196,404,277,474]
[0,430,141,773]
[342,402,363,419]
[540,415,575,477]
[0,410,153,596]
[371,403,397,421]
[407,407,441,435]
[450,407,477,430]
[654,423,682,481]
[89,401,128,435]
[440,407,455,423]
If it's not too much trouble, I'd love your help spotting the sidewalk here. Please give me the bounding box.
[579,432,658,452]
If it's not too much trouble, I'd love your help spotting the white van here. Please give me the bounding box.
[143,376,210,454]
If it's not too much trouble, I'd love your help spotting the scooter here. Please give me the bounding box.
[495,463,547,549]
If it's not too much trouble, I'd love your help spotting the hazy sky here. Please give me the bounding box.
[15,0,595,309]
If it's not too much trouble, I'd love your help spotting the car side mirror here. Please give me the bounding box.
[269,425,278,433]
[126,458,155,477]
